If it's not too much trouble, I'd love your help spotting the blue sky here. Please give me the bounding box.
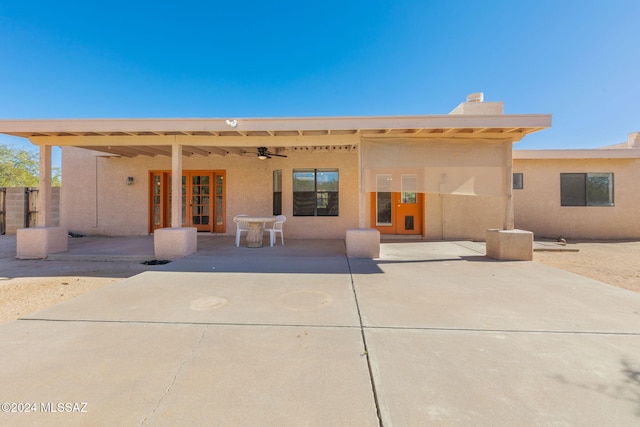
[1,0,638,163]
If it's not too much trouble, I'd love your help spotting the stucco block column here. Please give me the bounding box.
[346,228,380,258]
[16,227,68,259]
[486,229,533,261]
[154,227,197,260]
[5,188,28,234]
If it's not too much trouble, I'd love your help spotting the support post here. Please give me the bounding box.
[152,140,197,260]
[171,142,182,228]
[503,142,514,230]
[16,144,68,258]
[38,145,52,227]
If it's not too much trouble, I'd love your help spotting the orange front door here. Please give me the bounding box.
[371,174,423,235]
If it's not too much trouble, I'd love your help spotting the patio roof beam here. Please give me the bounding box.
[183,145,212,156]
[89,147,136,157]
[28,134,363,147]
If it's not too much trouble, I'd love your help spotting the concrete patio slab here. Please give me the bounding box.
[366,328,640,426]
[144,325,377,426]
[0,320,205,426]
[0,320,377,426]
[24,270,361,327]
[350,243,640,334]
[2,238,640,426]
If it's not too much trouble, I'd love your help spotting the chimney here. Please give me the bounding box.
[449,92,504,115]
[628,132,640,148]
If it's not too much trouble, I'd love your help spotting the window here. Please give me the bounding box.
[273,170,282,215]
[513,173,523,190]
[293,169,339,216]
[560,173,614,206]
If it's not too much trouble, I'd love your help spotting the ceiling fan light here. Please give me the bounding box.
[258,155,267,160]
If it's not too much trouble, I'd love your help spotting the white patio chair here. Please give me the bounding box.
[268,215,286,247]
[233,214,249,247]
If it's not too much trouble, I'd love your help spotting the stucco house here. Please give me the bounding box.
[513,132,640,239]
[0,94,553,259]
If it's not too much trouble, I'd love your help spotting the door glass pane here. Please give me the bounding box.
[376,193,392,225]
[376,175,393,226]
[216,196,223,225]
[401,175,417,204]
[215,174,224,227]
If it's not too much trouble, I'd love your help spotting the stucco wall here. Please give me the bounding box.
[61,146,359,238]
[513,158,640,239]
[424,194,505,241]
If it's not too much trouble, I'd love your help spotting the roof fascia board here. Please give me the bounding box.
[0,114,551,135]
[514,149,640,160]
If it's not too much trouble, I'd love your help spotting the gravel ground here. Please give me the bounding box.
[1,236,639,325]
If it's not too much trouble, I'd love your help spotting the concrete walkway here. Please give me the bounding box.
[1,238,640,426]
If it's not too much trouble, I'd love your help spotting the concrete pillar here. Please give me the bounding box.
[171,142,182,228]
[15,145,68,258]
[152,141,197,260]
[502,142,514,230]
[346,228,380,258]
[5,188,28,234]
[486,229,533,261]
[38,145,52,227]
[357,141,366,228]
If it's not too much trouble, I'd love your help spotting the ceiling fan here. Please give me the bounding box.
[256,147,287,160]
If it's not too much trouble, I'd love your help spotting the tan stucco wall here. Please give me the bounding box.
[62,137,513,241]
[425,194,505,241]
[513,157,640,239]
[361,138,512,241]
[61,146,359,238]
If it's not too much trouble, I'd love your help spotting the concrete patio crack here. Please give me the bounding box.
[346,255,384,427]
[140,325,208,426]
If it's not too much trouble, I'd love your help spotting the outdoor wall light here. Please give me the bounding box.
[126,176,134,186]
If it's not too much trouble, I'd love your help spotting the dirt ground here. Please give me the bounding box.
[533,240,640,293]
[0,258,157,324]
[1,238,639,325]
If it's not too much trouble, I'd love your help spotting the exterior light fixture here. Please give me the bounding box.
[126,176,134,185]
[225,119,238,128]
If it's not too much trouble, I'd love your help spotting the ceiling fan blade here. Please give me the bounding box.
[271,153,288,157]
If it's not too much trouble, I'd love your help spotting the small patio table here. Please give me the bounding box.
[243,216,276,248]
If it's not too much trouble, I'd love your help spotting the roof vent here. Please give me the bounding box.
[466,92,484,103]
